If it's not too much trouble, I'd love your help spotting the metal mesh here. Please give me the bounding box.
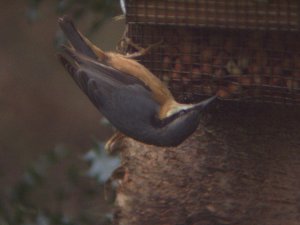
[125,0,300,104]
[126,0,300,31]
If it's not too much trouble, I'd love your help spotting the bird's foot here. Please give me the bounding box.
[117,25,163,58]
[105,132,126,154]
[123,38,163,59]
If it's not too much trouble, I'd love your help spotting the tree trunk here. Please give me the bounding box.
[113,102,300,225]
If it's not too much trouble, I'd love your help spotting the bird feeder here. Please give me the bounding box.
[113,1,300,225]
[124,0,300,104]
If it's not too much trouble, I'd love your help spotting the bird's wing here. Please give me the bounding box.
[61,46,150,90]
[58,49,153,110]
[59,52,160,141]
[58,16,174,106]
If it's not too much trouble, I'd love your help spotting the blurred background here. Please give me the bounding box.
[0,1,124,224]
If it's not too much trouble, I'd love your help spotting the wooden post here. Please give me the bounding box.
[113,103,300,225]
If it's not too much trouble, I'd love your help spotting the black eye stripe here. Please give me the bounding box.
[179,110,187,116]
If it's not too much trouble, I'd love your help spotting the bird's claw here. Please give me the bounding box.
[117,25,163,58]
[124,38,163,59]
[105,132,126,154]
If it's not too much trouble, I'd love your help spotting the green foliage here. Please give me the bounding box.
[85,142,120,183]
[0,145,119,225]
[27,0,121,30]
[26,0,43,21]
[12,2,122,224]
[28,0,121,47]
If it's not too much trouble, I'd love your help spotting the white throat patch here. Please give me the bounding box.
[166,104,194,117]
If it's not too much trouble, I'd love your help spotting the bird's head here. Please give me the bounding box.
[160,95,217,119]
[153,95,217,146]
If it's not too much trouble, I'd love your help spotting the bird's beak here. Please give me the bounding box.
[165,95,217,118]
[193,95,217,110]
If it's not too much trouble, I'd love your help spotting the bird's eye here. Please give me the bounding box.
[179,110,187,116]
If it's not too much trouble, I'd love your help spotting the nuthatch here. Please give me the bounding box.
[58,16,217,147]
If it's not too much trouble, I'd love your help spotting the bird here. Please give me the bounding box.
[57,16,217,147]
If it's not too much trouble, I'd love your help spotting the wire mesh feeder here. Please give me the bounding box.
[124,0,300,105]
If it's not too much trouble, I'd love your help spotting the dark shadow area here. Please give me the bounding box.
[0,1,124,223]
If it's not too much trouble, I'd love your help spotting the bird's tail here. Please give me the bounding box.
[58,16,105,60]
